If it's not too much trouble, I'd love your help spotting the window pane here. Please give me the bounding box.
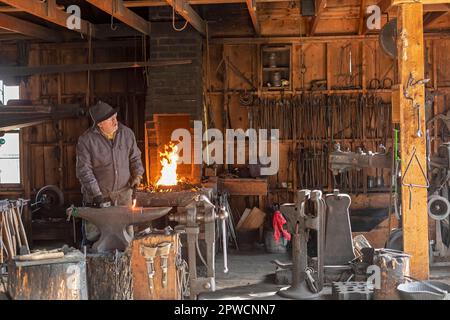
[1,81,20,105]
[4,86,19,104]
[0,132,20,157]
[0,159,20,183]
[0,132,20,184]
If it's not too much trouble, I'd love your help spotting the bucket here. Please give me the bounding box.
[271,72,281,87]
[268,53,277,68]
[397,280,450,300]
[373,249,411,300]
[264,230,287,253]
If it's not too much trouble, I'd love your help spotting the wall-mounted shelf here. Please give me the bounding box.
[263,67,290,71]
[261,44,292,91]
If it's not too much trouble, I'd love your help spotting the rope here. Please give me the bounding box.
[172,0,188,32]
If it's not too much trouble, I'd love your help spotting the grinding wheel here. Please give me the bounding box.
[428,195,450,221]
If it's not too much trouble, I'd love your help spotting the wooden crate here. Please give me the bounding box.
[8,250,87,300]
[131,233,181,300]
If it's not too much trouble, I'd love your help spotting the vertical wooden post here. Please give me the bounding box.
[397,2,429,280]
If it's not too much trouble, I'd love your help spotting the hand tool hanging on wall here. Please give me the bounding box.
[334,44,360,90]
[401,146,430,209]
[248,93,392,192]
[403,73,430,138]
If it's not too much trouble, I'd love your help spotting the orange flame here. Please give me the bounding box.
[132,198,137,208]
[156,142,179,186]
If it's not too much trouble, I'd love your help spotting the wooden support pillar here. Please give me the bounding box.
[396,2,429,280]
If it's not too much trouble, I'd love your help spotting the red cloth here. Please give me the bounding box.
[273,210,291,242]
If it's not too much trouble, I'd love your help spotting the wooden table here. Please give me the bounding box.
[218,178,268,208]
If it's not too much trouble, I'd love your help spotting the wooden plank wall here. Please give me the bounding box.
[0,41,147,236]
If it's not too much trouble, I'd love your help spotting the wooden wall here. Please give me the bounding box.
[0,40,147,237]
[205,37,450,206]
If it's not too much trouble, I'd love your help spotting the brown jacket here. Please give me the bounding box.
[76,123,144,201]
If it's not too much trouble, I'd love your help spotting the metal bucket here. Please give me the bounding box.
[373,249,411,300]
[269,53,277,68]
[397,281,450,300]
[271,72,281,87]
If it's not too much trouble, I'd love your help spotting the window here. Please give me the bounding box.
[0,80,19,105]
[0,81,21,184]
[0,132,20,184]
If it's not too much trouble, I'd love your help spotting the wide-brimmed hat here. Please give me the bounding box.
[89,101,119,124]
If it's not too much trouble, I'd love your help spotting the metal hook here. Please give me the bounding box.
[111,0,118,31]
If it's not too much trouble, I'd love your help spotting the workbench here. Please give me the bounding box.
[218,178,268,208]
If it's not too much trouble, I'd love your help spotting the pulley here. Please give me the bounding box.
[379,19,397,59]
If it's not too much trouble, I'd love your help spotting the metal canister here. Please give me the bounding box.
[271,72,281,87]
[269,53,277,68]
[376,175,384,187]
[367,176,375,189]
[373,249,411,300]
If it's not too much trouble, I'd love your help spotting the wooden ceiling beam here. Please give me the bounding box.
[392,0,450,4]
[0,6,21,12]
[0,0,96,37]
[309,0,327,36]
[86,0,150,35]
[0,12,62,41]
[246,0,260,34]
[378,0,393,12]
[164,0,206,35]
[123,0,297,6]
[423,10,449,27]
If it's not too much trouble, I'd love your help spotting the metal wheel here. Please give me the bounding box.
[428,195,450,221]
[35,185,64,214]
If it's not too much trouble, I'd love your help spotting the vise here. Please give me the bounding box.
[169,194,228,300]
[329,143,391,175]
[278,190,325,299]
[67,205,172,253]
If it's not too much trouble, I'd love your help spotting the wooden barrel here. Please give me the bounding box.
[373,249,411,300]
[8,250,87,300]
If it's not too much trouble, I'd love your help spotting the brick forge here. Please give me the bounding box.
[146,21,203,121]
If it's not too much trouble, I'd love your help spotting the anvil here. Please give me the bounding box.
[70,205,172,252]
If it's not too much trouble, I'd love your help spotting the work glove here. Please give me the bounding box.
[93,195,106,207]
[129,175,142,189]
